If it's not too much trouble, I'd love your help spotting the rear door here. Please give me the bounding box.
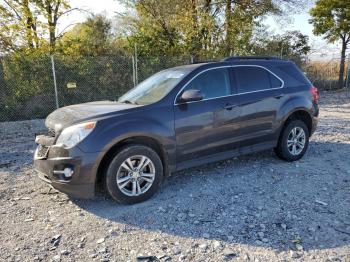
[232,66,284,148]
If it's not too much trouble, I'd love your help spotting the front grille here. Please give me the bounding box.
[35,127,56,160]
[36,144,49,159]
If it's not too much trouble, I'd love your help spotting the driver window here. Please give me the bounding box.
[184,68,231,99]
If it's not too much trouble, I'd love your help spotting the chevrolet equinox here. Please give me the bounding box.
[34,56,319,204]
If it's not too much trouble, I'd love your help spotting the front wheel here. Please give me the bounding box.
[105,145,163,204]
[275,120,309,162]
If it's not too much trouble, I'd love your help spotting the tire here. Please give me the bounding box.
[105,145,163,204]
[274,120,309,162]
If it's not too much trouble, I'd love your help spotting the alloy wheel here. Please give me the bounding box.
[287,127,306,156]
[116,155,156,197]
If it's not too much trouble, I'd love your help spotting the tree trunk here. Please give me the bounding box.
[45,2,58,53]
[225,0,232,56]
[190,0,200,62]
[49,24,56,52]
[202,0,212,51]
[23,0,34,48]
[32,23,40,48]
[338,38,347,88]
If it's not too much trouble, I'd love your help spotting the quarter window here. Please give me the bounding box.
[184,68,231,99]
[270,72,283,89]
[234,67,282,93]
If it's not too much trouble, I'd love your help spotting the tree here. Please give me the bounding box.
[118,0,312,60]
[0,0,40,51]
[310,0,350,88]
[33,0,72,52]
[223,0,276,56]
[58,15,114,56]
[252,30,311,65]
[0,0,76,53]
[121,0,184,57]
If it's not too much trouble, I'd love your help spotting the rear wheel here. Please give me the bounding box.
[105,145,163,204]
[275,120,309,161]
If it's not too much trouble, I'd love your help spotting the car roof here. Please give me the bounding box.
[172,58,293,72]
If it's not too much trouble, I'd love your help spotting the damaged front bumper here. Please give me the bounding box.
[34,135,100,199]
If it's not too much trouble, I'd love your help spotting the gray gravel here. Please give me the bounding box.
[0,91,350,262]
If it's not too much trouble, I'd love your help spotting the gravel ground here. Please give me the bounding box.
[0,91,349,262]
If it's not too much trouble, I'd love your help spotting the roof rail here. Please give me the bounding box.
[222,56,281,62]
[190,60,216,64]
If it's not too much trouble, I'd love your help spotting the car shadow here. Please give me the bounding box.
[71,140,350,252]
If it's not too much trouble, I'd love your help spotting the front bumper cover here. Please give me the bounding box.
[34,144,100,199]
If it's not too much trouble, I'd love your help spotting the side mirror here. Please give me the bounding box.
[179,89,203,103]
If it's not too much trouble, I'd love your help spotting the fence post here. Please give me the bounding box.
[132,55,136,87]
[134,43,138,85]
[0,57,4,94]
[50,55,59,109]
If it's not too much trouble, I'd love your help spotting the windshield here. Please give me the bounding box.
[119,68,190,105]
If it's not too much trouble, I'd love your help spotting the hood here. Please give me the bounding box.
[45,101,139,131]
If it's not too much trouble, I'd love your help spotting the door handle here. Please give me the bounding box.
[274,94,284,99]
[223,104,238,110]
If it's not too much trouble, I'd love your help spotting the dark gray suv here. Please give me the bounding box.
[34,57,319,204]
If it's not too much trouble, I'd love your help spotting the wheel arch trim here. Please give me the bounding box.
[94,133,172,188]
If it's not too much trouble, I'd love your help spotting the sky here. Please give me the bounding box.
[58,0,345,61]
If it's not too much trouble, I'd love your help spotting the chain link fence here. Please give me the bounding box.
[0,53,194,122]
[0,53,349,122]
[0,54,55,121]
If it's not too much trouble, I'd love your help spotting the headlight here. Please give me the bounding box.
[56,121,96,149]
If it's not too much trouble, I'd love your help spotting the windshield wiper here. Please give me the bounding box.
[120,100,138,105]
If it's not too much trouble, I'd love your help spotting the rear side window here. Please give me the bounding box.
[234,66,282,93]
[184,68,231,99]
[276,64,311,87]
[270,73,283,89]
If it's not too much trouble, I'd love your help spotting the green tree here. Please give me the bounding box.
[0,0,40,51]
[58,15,114,56]
[223,0,276,56]
[252,30,311,64]
[118,0,312,60]
[310,0,350,88]
[33,0,72,52]
[0,0,74,53]
[121,0,184,57]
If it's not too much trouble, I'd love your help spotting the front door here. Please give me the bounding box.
[174,67,240,167]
